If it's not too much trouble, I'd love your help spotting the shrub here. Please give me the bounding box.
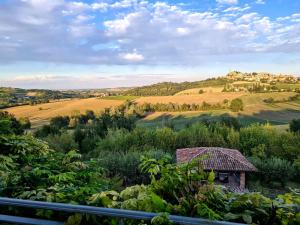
[290,119,300,133]
[34,124,61,138]
[263,97,275,103]
[0,111,26,135]
[96,149,169,186]
[45,133,78,152]
[251,157,296,187]
[50,116,70,129]
[230,98,244,112]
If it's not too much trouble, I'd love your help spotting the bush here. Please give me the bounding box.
[263,97,275,103]
[96,149,169,186]
[0,111,26,135]
[290,119,300,133]
[251,157,296,187]
[50,116,70,129]
[34,124,61,138]
[45,133,78,152]
[230,98,244,112]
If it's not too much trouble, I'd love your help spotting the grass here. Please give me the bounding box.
[275,83,300,89]
[4,98,124,128]
[137,111,275,130]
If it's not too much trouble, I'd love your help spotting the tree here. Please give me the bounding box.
[289,119,300,133]
[50,116,70,129]
[0,111,25,134]
[19,117,31,130]
[230,98,244,112]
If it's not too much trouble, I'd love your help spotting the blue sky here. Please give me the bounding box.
[0,0,299,89]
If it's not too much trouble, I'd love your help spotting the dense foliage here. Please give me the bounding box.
[32,106,300,187]
[89,157,300,225]
[1,111,300,224]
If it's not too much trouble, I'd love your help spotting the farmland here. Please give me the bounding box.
[4,91,300,129]
[137,92,300,128]
[134,92,244,104]
[174,86,224,95]
[5,98,124,128]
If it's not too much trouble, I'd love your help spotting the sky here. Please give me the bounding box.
[0,0,300,89]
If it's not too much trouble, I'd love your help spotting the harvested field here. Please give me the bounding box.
[175,87,224,95]
[4,98,123,128]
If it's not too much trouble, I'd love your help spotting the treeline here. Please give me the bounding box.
[132,99,243,113]
[133,101,226,112]
[124,78,228,96]
[264,94,300,104]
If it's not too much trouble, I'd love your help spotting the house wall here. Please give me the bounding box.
[214,171,241,188]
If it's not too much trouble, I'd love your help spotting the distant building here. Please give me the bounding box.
[225,71,298,84]
[176,147,257,192]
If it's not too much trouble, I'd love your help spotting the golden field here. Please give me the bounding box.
[4,98,124,128]
[174,87,224,95]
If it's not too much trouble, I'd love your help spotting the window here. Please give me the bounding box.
[218,173,229,183]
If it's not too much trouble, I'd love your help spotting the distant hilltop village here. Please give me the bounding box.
[225,71,299,84]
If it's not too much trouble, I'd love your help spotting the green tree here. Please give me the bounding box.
[50,116,70,129]
[230,98,244,112]
[0,111,25,134]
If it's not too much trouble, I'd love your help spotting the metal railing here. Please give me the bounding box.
[0,197,246,225]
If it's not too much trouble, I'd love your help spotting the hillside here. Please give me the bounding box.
[124,72,299,96]
[138,92,300,129]
[134,92,244,104]
[123,78,228,96]
[5,98,124,128]
[0,87,80,108]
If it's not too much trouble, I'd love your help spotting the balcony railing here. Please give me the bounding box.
[0,197,246,225]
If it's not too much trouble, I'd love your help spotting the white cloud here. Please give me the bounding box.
[91,2,109,10]
[0,0,299,67]
[176,27,190,35]
[255,0,265,4]
[121,52,144,62]
[223,6,250,13]
[292,14,300,18]
[216,0,238,5]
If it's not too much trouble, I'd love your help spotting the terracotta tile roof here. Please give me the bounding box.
[176,147,257,172]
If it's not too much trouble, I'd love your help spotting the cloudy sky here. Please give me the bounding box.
[0,0,300,89]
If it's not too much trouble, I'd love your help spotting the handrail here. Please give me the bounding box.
[0,197,246,225]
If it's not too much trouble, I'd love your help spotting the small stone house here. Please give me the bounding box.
[176,147,257,190]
